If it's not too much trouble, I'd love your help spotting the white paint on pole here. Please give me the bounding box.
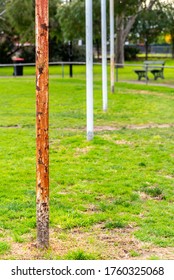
[86,0,93,140]
[110,0,115,93]
[101,0,108,111]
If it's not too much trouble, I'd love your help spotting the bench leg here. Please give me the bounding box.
[134,70,149,81]
[138,73,148,81]
[151,70,164,80]
[154,74,164,80]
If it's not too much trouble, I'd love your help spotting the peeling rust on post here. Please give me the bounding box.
[36,0,49,249]
[41,23,48,31]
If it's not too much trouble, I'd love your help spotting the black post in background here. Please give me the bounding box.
[69,40,73,77]
[69,0,73,77]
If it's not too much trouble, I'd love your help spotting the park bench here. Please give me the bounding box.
[134,60,165,81]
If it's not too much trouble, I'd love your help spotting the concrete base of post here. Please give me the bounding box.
[87,131,94,141]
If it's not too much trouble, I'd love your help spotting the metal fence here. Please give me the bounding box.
[0,61,87,78]
[0,61,174,86]
[129,45,172,55]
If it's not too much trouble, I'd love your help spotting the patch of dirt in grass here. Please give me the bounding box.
[2,224,174,260]
[0,125,21,129]
[56,123,174,133]
[83,204,100,214]
[139,191,165,201]
[165,174,174,179]
[95,126,117,132]
[128,123,174,130]
[75,146,93,156]
[122,81,174,91]
[102,135,132,145]
[139,192,152,201]
[95,123,174,132]
[114,140,132,145]
[127,89,174,99]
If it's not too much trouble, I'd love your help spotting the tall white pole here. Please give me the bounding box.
[110,0,115,93]
[101,0,108,111]
[86,0,93,140]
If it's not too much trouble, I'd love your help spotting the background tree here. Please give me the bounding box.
[57,0,85,40]
[0,0,18,63]
[57,1,152,63]
[162,2,174,58]
[6,0,35,43]
[0,0,35,62]
[1,0,174,63]
[132,8,166,60]
[0,0,7,22]
[115,0,160,65]
[0,0,63,62]
[57,0,103,59]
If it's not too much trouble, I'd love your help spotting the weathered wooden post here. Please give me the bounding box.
[86,0,94,141]
[101,0,108,111]
[36,0,49,249]
[110,0,115,93]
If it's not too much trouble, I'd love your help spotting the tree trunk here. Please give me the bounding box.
[171,36,174,59]
[145,39,149,60]
[116,14,124,67]
[115,0,157,65]
[95,39,100,61]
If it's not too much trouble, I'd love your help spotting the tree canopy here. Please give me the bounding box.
[161,1,174,57]
[0,0,174,63]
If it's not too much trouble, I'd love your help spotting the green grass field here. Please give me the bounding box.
[0,64,174,259]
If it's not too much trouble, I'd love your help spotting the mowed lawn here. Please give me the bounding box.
[0,67,174,259]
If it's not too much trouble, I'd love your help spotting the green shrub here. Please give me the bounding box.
[124,45,140,60]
